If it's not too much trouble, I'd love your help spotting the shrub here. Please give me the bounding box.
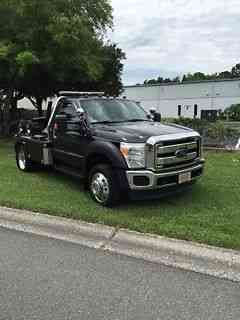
[171,118,209,135]
[206,122,225,140]
[224,104,240,121]
[206,122,238,140]
[164,118,239,145]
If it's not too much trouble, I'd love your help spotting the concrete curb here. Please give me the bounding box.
[0,206,240,282]
[0,207,115,249]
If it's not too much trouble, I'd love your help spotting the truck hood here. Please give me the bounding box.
[92,121,194,143]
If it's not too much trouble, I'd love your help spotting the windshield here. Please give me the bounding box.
[79,99,149,124]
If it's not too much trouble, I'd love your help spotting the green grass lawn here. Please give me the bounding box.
[1,138,240,250]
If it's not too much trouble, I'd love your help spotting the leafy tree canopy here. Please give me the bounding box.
[143,63,240,85]
[0,0,124,112]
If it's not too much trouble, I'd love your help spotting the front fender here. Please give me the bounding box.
[84,140,128,172]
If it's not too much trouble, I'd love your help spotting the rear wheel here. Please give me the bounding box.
[88,164,120,207]
[16,145,35,172]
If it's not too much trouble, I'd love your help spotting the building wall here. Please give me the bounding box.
[122,80,240,118]
[18,98,54,110]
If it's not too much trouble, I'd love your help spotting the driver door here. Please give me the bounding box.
[51,99,85,170]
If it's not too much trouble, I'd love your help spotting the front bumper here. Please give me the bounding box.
[126,161,205,191]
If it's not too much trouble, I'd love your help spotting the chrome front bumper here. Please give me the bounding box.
[126,162,204,191]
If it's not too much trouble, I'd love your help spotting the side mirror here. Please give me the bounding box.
[149,109,161,122]
[153,112,161,122]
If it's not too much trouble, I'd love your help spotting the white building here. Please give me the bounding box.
[18,98,50,110]
[122,79,240,119]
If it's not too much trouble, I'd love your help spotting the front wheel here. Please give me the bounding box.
[88,164,120,207]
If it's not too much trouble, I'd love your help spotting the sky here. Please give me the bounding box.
[110,0,240,85]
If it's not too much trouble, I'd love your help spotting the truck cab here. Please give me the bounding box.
[15,92,205,206]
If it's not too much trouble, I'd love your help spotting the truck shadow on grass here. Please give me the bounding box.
[38,167,205,218]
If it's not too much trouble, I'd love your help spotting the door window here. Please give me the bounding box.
[52,99,78,137]
[56,99,76,118]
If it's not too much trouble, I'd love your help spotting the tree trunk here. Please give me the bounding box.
[1,90,13,137]
[36,97,43,116]
[1,106,11,136]
[0,113,3,137]
[10,97,18,122]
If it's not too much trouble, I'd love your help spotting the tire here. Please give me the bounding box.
[16,144,35,172]
[88,164,120,207]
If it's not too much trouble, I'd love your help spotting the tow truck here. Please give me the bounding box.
[15,91,205,206]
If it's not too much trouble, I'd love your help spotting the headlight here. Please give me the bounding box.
[120,143,146,168]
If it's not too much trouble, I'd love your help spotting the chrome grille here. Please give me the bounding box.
[155,137,200,171]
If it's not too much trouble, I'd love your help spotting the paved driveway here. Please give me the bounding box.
[0,227,239,320]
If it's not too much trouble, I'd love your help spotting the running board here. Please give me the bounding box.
[54,165,84,180]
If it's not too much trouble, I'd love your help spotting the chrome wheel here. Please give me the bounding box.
[18,148,26,170]
[90,172,110,204]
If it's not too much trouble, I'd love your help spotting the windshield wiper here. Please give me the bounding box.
[92,119,151,125]
[92,120,122,125]
[125,119,151,122]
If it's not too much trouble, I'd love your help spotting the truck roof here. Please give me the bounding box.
[58,91,105,98]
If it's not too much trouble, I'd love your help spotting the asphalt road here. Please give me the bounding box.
[0,227,239,320]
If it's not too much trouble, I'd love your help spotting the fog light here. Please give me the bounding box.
[133,176,150,186]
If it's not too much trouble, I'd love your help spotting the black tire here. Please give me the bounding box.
[16,144,35,172]
[88,164,120,207]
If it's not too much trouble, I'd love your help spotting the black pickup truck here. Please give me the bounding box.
[15,92,205,206]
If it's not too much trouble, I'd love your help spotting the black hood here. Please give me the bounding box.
[92,121,194,143]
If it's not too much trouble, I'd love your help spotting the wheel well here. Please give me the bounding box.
[15,142,23,153]
[86,154,112,176]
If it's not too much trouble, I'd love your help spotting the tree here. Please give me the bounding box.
[181,72,208,82]
[231,64,240,78]
[0,0,122,135]
[218,71,233,79]
[144,79,158,85]
[182,74,187,82]
[62,43,126,96]
[143,76,179,85]
[95,44,126,96]
[141,62,240,88]
[172,76,180,83]
[225,104,240,121]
